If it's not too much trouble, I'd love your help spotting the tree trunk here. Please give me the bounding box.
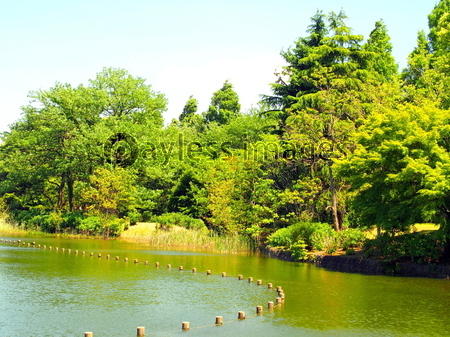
[57,173,66,211]
[67,173,74,212]
[329,165,340,231]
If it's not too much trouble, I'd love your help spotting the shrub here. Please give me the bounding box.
[108,218,127,236]
[363,231,444,263]
[288,222,337,251]
[61,212,84,231]
[337,228,366,250]
[289,240,308,260]
[267,227,293,248]
[79,216,102,235]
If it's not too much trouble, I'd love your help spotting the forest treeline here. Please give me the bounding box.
[2,2,450,263]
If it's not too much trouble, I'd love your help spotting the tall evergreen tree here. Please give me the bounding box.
[363,20,398,80]
[204,80,241,125]
[179,95,198,122]
[264,10,327,113]
[402,30,432,87]
[402,1,450,108]
[428,0,450,53]
[264,11,400,230]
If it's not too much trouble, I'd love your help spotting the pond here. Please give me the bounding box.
[0,234,449,336]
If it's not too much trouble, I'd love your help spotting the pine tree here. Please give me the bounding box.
[363,20,398,80]
[179,95,198,122]
[402,31,432,87]
[204,80,241,125]
[264,11,400,231]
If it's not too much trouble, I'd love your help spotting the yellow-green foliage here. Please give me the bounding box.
[121,223,251,254]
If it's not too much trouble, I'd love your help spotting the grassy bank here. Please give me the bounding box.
[120,223,252,254]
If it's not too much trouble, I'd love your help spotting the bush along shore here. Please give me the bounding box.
[265,222,450,279]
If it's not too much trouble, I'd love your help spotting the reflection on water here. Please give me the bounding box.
[0,235,449,337]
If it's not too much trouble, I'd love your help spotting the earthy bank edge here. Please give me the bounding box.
[265,248,450,279]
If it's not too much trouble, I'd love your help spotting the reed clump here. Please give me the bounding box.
[120,223,252,254]
[0,219,35,234]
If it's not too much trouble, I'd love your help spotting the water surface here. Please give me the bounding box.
[0,235,449,336]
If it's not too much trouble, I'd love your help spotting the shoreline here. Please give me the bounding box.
[265,247,450,279]
[3,224,450,279]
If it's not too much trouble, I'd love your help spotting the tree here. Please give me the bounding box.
[402,1,450,108]
[336,103,450,236]
[81,167,137,236]
[89,67,167,125]
[363,20,398,80]
[264,11,399,231]
[204,80,241,125]
[263,10,327,114]
[0,83,104,216]
[402,31,432,87]
[0,68,168,232]
[428,0,450,53]
[179,95,198,122]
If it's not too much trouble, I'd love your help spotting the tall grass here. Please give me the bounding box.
[120,224,252,254]
[0,218,25,233]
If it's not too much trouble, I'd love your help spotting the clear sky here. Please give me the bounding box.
[0,0,438,133]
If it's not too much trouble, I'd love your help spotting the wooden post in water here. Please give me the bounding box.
[179,266,183,271]
[116,256,120,260]
[98,253,102,258]
[75,250,79,254]
[62,248,65,252]
[144,261,149,265]
[134,259,139,264]
[215,316,223,325]
[82,251,86,255]
[238,275,243,280]
[84,333,93,337]
[257,279,262,285]
[222,272,226,277]
[267,283,273,289]
[206,270,211,275]
[182,322,190,330]
[256,306,263,314]
[124,258,129,262]
[55,247,59,251]
[137,326,145,336]
[238,311,246,320]
[268,301,274,309]
[276,297,282,305]
[167,264,171,268]
[248,277,253,283]
[106,255,110,259]
[90,252,94,257]
[68,249,71,254]
[192,268,196,273]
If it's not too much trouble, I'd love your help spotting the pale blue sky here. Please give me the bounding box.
[0,0,438,133]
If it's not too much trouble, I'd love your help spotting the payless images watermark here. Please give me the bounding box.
[103,132,350,167]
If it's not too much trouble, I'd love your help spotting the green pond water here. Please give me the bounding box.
[0,234,449,337]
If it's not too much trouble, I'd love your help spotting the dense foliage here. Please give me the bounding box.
[1,3,450,263]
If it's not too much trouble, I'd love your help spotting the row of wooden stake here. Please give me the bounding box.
[0,238,286,335]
